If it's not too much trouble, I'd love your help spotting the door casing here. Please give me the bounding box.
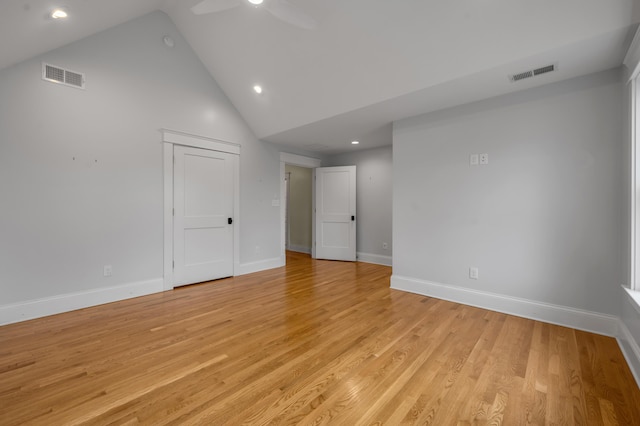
[279,153,321,264]
[163,129,240,290]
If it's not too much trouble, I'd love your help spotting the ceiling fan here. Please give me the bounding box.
[191,0,318,30]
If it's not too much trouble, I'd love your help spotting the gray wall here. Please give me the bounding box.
[0,11,282,305]
[285,164,312,252]
[326,146,393,258]
[393,69,625,316]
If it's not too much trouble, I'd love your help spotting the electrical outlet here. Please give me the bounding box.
[469,267,479,280]
[382,242,388,250]
[104,265,112,277]
[479,153,489,165]
[470,154,479,166]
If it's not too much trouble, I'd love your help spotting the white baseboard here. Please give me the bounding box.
[390,275,619,337]
[357,252,392,266]
[236,256,284,276]
[0,278,164,326]
[287,245,311,254]
[617,319,640,388]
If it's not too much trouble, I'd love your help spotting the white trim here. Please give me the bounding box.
[280,152,322,168]
[236,256,285,276]
[617,319,640,388]
[163,142,174,291]
[163,130,241,289]
[162,129,240,155]
[631,76,638,290]
[624,286,640,316]
[288,244,311,254]
[0,279,164,326]
[624,27,640,81]
[280,153,322,265]
[357,252,392,266]
[390,275,619,336]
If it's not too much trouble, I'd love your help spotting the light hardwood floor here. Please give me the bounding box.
[1,251,639,425]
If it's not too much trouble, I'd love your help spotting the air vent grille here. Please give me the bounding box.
[512,71,533,82]
[509,63,556,83]
[533,65,555,76]
[45,65,65,83]
[42,63,85,89]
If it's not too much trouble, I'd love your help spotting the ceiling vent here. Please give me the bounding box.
[42,63,85,89]
[509,63,557,83]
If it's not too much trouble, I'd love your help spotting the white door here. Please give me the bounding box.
[315,166,356,261]
[173,145,235,286]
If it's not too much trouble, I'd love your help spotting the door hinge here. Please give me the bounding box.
[173,208,175,216]
[172,260,175,269]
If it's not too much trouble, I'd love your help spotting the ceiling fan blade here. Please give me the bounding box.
[191,0,240,15]
[263,0,318,30]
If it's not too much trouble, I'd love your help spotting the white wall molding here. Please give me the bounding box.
[617,319,640,388]
[162,129,240,155]
[391,275,619,336]
[0,278,164,326]
[236,256,285,276]
[624,286,640,315]
[357,252,392,266]
[280,152,322,169]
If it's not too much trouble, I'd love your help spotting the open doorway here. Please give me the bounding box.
[284,165,313,254]
[279,153,322,265]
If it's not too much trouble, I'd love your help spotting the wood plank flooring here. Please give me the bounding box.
[1,251,639,425]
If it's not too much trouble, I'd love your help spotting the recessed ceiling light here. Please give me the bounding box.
[253,85,263,94]
[248,0,264,4]
[351,141,359,145]
[51,9,68,19]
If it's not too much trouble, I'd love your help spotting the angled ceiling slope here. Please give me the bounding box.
[1,0,639,153]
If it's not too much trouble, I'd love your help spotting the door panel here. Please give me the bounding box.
[315,166,356,261]
[174,145,234,286]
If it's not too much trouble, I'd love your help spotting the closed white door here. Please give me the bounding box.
[315,166,356,261]
[174,145,235,286]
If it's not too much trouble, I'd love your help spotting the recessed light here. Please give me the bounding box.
[253,85,263,94]
[351,141,359,145]
[51,9,68,19]
[248,0,264,4]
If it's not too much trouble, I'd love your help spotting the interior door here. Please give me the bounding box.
[173,145,234,286]
[315,166,356,261]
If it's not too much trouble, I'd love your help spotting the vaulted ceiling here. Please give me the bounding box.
[1,0,639,153]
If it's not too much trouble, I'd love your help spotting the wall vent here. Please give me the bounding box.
[42,63,85,89]
[509,63,556,83]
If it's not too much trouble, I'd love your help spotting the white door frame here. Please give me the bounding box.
[279,153,322,263]
[163,129,240,290]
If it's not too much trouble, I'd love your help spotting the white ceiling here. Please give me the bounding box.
[2,0,639,154]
